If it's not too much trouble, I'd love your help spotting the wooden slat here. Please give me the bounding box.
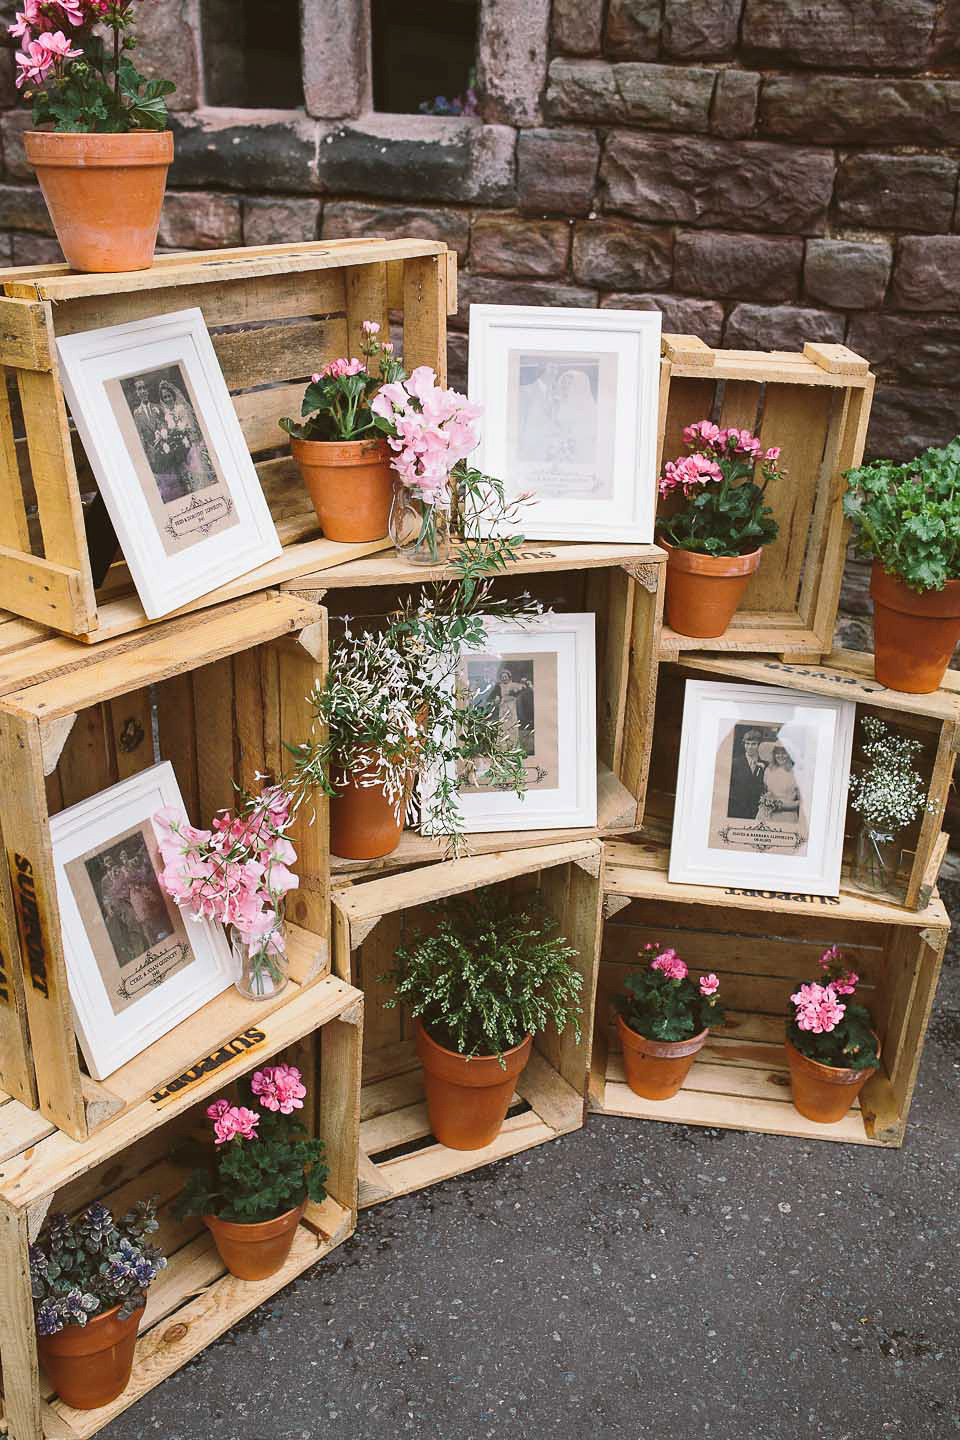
[193,655,236,823]
[345,261,389,366]
[276,625,328,944]
[212,316,347,391]
[0,296,52,370]
[403,253,447,383]
[289,542,665,591]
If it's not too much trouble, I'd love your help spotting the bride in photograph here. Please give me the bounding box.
[757,740,803,828]
[157,377,216,493]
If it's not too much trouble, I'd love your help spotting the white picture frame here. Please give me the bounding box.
[57,307,281,618]
[48,761,235,1080]
[669,680,856,898]
[467,304,661,542]
[424,612,597,833]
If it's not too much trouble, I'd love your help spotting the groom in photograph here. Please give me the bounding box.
[728,727,767,819]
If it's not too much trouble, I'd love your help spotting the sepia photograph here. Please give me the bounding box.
[708,719,811,856]
[459,651,558,793]
[506,351,616,500]
[118,362,218,504]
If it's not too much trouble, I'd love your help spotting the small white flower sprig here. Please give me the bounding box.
[848,714,936,837]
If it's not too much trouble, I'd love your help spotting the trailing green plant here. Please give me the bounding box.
[843,435,960,592]
[175,1064,328,1224]
[656,420,781,557]
[616,942,724,1042]
[382,888,583,1065]
[848,714,935,837]
[787,945,879,1071]
[12,2,175,133]
[31,1198,166,1336]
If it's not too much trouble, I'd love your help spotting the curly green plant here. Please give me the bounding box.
[844,435,960,592]
[31,1199,165,1336]
[382,889,584,1065]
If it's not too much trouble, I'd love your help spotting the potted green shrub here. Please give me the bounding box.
[615,943,724,1100]
[656,420,781,638]
[10,1,175,272]
[844,436,960,692]
[31,1198,166,1409]
[175,1063,328,1281]
[382,889,584,1150]
[785,945,879,1124]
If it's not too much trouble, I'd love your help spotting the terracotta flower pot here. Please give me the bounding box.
[414,1019,532,1150]
[660,540,762,639]
[617,1013,708,1100]
[204,1201,305,1281]
[784,1035,878,1124]
[290,435,392,542]
[870,562,960,694]
[329,767,406,861]
[38,1301,143,1410]
[24,130,173,274]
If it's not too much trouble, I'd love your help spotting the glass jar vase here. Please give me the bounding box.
[852,825,901,894]
[388,482,450,565]
[231,924,289,1001]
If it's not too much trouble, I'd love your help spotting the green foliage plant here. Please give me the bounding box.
[175,1064,328,1224]
[843,436,960,592]
[279,322,405,442]
[656,420,781,558]
[617,943,725,1043]
[382,888,584,1066]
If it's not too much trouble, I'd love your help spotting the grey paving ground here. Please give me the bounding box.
[103,885,960,1440]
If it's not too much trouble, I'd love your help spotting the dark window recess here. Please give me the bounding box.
[203,0,303,108]
[372,0,479,115]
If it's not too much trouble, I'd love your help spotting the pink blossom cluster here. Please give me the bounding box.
[371,365,482,506]
[790,982,846,1034]
[650,947,688,981]
[314,357,365,381]
[699,972,720,997]
[207,1099,260,1146]
[817,943,859,995]
[251,1063,306,1114]
[153,785,298,952]
[660,417,782,499]
[10,0,137,89]
[659,451,723,499]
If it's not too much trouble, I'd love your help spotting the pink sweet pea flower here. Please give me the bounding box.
[699,973,720,997]
[406,365,439,403]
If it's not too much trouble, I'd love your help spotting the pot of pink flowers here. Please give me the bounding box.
[615,943,725,1100]
[153,785,299,1001]
[656,421,783,638]
[784,945,880,1124]
[175,1064,328,1281]
[280,321,403,542]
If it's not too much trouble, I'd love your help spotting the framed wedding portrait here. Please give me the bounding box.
[467,304,661,542]
[670,681,856,897]
[57,306,281,618]
[425,613,597,832]
[49,761,234,1080]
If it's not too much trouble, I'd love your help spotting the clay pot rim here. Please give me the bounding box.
[415,1017,533,1073]
[25,129,174,166]
[784,1033,879,1087]
[204,1200,305,1238]
[617,1012,709,1059]
[870,560,960,620]
[290,433,389,464]
[659,538,763,576]
[37,1297,144,1353]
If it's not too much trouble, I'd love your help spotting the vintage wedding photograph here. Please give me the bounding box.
[670,680,855,896]
[459,651,559,793]
[116,361,219,504]
[506,350,616,500]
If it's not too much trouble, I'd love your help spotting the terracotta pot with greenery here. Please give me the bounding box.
[12,1,175,272]
[844,436,960,693]
[785,945,879,1124]
[383,889,584,1150]
[615,943,725,1101]
[32,1199,166,1409]
[656,421,782,638]
[176,1063,328,1282]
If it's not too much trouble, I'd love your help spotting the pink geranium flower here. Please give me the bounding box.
[213,1105,260,1145]
[699,973,720,997]
[251,1063,306,1114]
[651,949,688,981]
[790,982,845,1034]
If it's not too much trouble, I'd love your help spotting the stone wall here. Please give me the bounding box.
[0,0,958,465]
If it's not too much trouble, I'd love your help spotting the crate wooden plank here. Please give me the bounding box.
[287,541,666,591]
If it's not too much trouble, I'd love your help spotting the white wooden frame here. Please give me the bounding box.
[424,613,597,833]
[48,761,235,1080]
[467,304,660,542]
[670,680,855,898]
[57,307,281,618]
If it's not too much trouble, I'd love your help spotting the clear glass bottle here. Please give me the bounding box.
[852,825,900,894]
[388,482,451,565]
[231,923,289,1001]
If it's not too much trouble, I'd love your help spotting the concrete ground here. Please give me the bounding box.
[103,885,960,1440]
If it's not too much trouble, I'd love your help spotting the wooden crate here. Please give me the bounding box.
[331,840,603,1206]
[592,838,949,1147]
[0,591,332,1141]
[646,651,959,910]
[292,541,665,878]
[0,973,362,1440]
[657,336,876,662]
[0,238,457,640]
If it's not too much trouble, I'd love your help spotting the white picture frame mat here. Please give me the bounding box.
[49,761,234,1080]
